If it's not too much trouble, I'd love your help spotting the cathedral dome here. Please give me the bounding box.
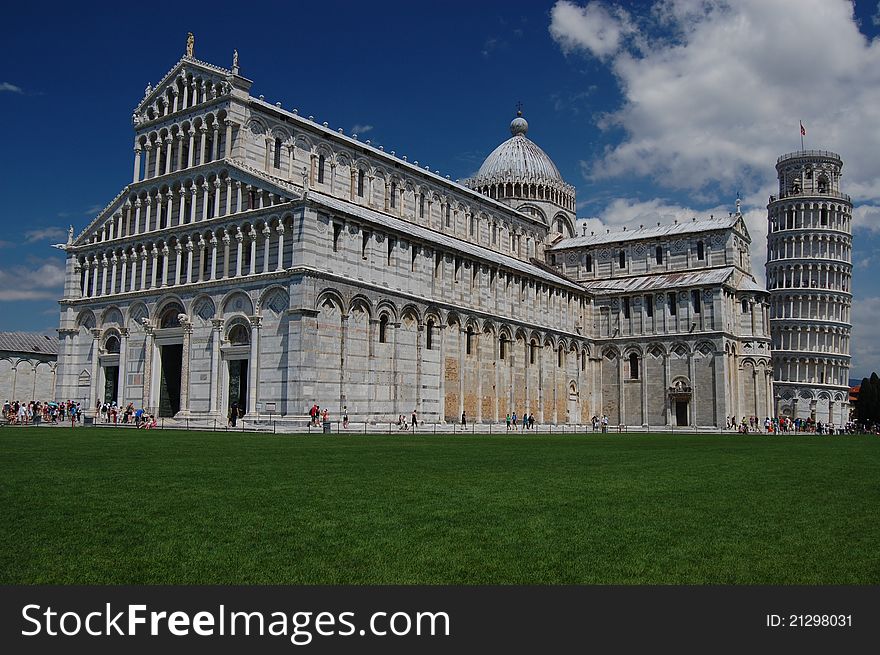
[471,112,564,186]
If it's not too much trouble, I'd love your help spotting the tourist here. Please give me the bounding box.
[461,411,467,427]
[512,411,518,430]
[343,405,349,429]
[69,402,77,427]
[411,409,418,429]
[506,413,511,431]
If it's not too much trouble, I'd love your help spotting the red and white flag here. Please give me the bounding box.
[800,121,806,136]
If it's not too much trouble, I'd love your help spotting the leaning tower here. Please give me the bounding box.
[766,150,852,425]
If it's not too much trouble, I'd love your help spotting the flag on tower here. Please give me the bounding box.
[800,121,806,136]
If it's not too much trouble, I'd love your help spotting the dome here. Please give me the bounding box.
[471,112,564,186]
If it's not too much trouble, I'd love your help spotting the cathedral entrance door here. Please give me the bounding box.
[103,366,119,403]
[227,359,248,417]
[675,400,689,426]
[158,344,183,417]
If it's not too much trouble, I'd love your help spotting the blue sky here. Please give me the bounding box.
[2,0,879,379]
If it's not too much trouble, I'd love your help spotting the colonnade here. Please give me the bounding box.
[76,215,292,299]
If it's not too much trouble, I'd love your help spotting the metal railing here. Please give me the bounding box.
[777,150,842,164]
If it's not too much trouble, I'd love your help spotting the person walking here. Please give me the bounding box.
[69,402,77,428]
[411,409,418,430]
[461,411,467,427]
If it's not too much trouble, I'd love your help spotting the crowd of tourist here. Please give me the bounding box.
[1,399,159,428]
[727,415,857,434]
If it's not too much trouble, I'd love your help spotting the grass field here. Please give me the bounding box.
[1,427,878,584]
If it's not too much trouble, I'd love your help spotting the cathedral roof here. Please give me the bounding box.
[308,191,584,292]
[551,214,743,250]
[579,267,738,294]
[0,332,59,357]
[469,113,565,187]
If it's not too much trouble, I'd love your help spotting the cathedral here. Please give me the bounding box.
[55,41,776,427]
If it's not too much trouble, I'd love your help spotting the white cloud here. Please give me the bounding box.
[0,261,65,301]
[873,1,880,26]
[549,1,637,60]
[350,124,373,136]
[851,204,880,234]
[851,296,880,379]
[0,82,23,93]
[24,227,67,244]
[550,0,880,205]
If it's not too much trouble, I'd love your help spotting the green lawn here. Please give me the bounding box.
[1,428,877,584]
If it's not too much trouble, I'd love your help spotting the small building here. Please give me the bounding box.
[0,332,59,403]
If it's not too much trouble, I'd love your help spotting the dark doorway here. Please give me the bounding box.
[103,366,119,403]
[675,400,689,426]
[158,344,183,417]
[228,359,248,416]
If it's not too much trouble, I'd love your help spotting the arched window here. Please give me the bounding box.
[228,323,250,345]
[317,155,325,184]
[159,303,184,328]
[655,245,663,264]
[530,340,537,365]
[499,335,507,360]
[379,314,388,344]
[668,292,677,316]
[645,295,654,318]
[622,297,630,319]
[357,169,365,197]
[466,327,474,356]
[585,254,592,272]
[557,346,564,368]
[445,205,451,227]
[426,319,434,350]
[696,240,705,260]
[619,250,626,268]
[390,182,397,208]
[581,350,586,371]
[274,137,282,168]
[419,194,425,218]
[691,290,701,313]
[104,335,120,354]
[629,353,639,379]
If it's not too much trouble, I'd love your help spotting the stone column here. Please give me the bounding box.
[201,183,210,221]
[212,125,220,161]
[149,246,158,289]
[189,186,198,224]
[664,353,671,426]
[247,316,261,416]
[133,144,142,183]
[164,135,173,174]
[142,323,155,412]
[100,255,109,296]
[177,188,186,226]
[174,243,183,285]
[159,245,168,286]
[178,315,193,417]
[688,352,697,426]
[235,230,244,277]
[225,178,232,216]
[198,126,208,166]
[262,226,271,273]
[154,140,162,178]
[224,119,233,158]
[119,253,128,294]
[89,328,101,415]
[133,199,142,235]
[275,223,286,270]
[185,241,194,284]
[143,143,152,180]
[248,229,257,274]
[213,179,222,217]
[118,328,129,409]
[109,254,118,295]
[235,181,243,213]
[222,233,231,278]
[210,319,223,416]
[210,236,218,280]
[187,130,195,168]
[197,238,206,282]
[144,196,153,232]
[175,133,184,171]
